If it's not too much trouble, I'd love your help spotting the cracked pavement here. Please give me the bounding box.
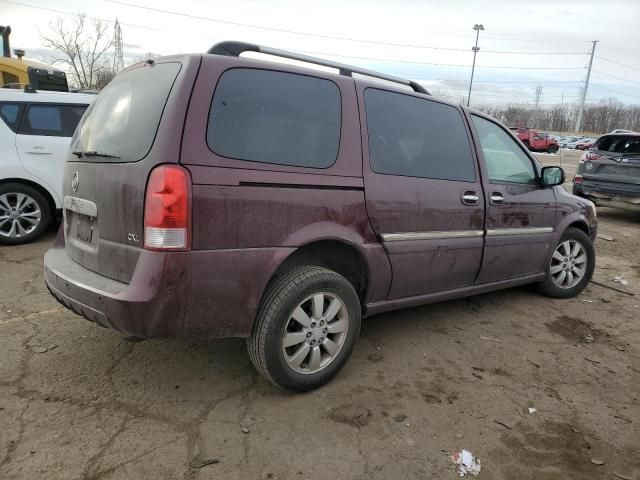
[1,172,639,479]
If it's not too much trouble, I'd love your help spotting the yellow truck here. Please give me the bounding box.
[1,25,69,91]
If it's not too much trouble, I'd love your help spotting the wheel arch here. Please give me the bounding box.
[270,238,371,303]
[567,220,589,237]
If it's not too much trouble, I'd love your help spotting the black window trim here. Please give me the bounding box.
[363,86,478,183]
[469,112,542,187]
[0,100,25,133]
[18,101,89,138]
[205,66,343,170]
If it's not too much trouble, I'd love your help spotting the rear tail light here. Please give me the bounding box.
[585,151,601,161]
[574,174,584,184]
[144,165,191,250]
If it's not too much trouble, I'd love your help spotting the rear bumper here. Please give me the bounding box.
[44,235,294,339]
[574,179,640,205]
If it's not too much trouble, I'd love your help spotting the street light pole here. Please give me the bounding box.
[467,23,484,107]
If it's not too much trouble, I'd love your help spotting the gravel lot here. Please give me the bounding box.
[1,150,639,479]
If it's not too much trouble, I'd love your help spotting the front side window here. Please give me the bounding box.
[207,68,341,169]
[471,115,537,185]
[364,89,476,182]
[19,104,88,137]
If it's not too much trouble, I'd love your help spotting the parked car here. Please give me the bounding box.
[574,132,640,208]
[0,88,94,244]
[576,139,596,150]
[44,42,598,391]
[560,136,580,148]
[509,127,559,153]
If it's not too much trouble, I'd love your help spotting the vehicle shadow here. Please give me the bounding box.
[596,205,640,222]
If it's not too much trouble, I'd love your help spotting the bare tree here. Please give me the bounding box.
[476,99,640,133]
[41,14,113,89]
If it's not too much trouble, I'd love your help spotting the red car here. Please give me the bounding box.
[510,127,560,153]
[576,141,595,150]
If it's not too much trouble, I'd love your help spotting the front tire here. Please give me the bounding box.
[0,183,51,245]
[538,227,595,298]
[547,144,559,154]
[247,266,361,392]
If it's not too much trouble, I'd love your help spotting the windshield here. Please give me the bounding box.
[70,62,181,162]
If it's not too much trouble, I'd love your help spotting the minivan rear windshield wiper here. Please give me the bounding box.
[72,150,121,159]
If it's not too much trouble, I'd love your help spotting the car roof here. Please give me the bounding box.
[598,132,640,139]
[0,88,96,104]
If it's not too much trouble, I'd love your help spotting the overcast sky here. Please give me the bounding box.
[2,0,640,106]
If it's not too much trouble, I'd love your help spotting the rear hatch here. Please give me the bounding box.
[583,134,640,194]
[62,56,199,283]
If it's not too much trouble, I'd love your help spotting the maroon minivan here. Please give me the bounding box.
[44,42,598,391]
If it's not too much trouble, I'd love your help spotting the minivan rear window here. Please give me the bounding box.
[207,68,341,169]
[70,62,181,162]
[595,135,640,155]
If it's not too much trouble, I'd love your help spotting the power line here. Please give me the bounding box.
[482,50,587,55]
[105,0,591,56]
[0,0,161,31]
[298,49,585,70]
[590,83,640,100]
[106,0,477,50]
[592,69,640,87]
[440,79,582,84]
[595,56,640,73]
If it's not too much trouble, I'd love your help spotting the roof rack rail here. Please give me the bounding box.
[207,41,430,95]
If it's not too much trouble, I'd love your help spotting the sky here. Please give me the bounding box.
[1,0,640,106]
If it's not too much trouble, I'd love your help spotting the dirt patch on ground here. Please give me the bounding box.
[327,403,372,428]
[546,315,607,345]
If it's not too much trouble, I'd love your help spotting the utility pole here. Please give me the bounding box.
[575,40,598,132]
[112,19,124,74]
[466,23,484,107]
[534,85,543,128]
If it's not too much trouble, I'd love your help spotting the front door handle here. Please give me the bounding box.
[461,191,479,206]
[490,192,504,205]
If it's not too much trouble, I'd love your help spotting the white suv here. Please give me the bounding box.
[0,88,95,244]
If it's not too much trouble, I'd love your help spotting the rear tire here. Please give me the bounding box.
[538,227,595,298]
[247,266,361,392]
[0,183,51,245]
[547,144,559,154]
[522,141,530,150]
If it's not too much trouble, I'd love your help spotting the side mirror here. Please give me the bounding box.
[541,166,565,187]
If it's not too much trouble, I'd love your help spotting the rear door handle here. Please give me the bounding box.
[25,146,53,154]
[490,192,504,205]
[461,191,479,206]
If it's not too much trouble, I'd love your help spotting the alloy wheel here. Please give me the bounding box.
[0,193,42,239]
[550,239,587,289]
[282,292,349,375]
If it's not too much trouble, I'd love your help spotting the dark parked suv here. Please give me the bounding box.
[573,132,640,208]
[44,42,598,391]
